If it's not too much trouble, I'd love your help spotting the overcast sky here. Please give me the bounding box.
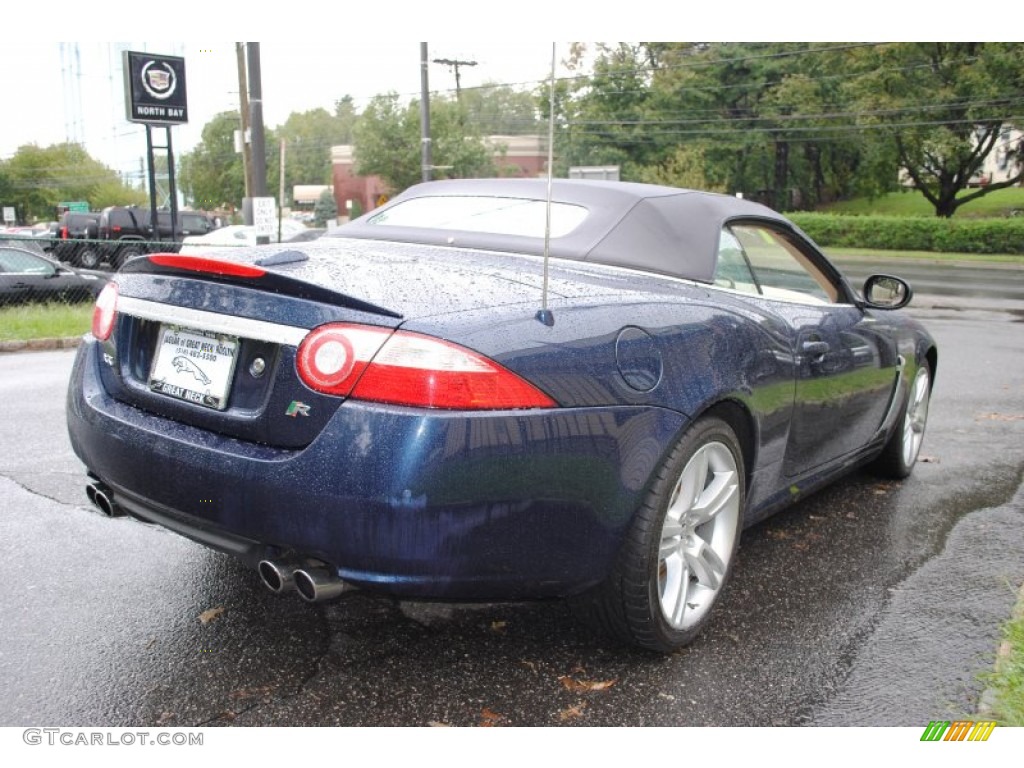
[1,6,961,179]
[0,40,568,178]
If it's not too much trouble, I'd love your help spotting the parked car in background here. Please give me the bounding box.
[0,245,106,306]
[67,179,935,652]
[46,211,101,267]
[92,207,221,269]
[177,221,316,255]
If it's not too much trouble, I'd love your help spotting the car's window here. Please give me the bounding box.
[0,249,51,274]
[719,224,838,304]
[366,196,589,238]
[714,229,760,294]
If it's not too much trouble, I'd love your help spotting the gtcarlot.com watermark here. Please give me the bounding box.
[23,728,203,747]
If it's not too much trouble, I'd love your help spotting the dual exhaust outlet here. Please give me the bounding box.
[258,557,351,603]
[86,480,349,604]
[86,480,125,518]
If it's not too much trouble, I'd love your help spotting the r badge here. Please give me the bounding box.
[286,401,311,418]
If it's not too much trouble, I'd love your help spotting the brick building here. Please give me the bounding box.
[330,135,547,220]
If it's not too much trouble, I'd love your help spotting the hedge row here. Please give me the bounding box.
[787,213,1024,255]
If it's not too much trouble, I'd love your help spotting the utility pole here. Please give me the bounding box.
[236,43,253,200]
[248,42,268,199]
[420,43,432,183]
[432,57,477,102]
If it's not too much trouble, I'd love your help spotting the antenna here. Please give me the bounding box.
[535,43,557,328]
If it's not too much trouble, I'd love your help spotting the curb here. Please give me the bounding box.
[0,336,83,354]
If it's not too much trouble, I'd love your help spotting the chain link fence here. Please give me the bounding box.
[0,233,106,308]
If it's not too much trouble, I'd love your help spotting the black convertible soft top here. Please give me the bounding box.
[331,178,792,283]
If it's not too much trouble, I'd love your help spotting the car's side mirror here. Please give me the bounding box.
[862,274,913,310]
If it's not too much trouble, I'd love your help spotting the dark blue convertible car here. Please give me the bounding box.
[66,179,935,651]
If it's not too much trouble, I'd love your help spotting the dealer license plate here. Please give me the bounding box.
[148,325,240,410]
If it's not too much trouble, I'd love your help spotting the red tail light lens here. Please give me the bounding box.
[147,254,267,278]
[296,324,390,396]
[92,282,118,341]
[296,324,556,410]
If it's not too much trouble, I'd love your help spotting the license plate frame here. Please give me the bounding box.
[148,325,240,411]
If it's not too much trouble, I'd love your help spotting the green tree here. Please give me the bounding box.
[179,111,245,210]
[459,83,541,135]
[313,187,338,227]
[0,143,144,220]
[353,93,495,194]
[844,42,1024,217]
[277,104,355,195]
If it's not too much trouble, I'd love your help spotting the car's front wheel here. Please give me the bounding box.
[573,416,744,652]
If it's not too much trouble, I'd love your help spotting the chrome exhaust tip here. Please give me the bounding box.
[294,566,350,603]
[258,558,302,594]
[86,481,124,517]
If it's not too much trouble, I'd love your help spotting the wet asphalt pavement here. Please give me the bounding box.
[0,266,1022,727]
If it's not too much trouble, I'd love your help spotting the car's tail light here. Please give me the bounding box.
[60,226,68,240]
[92,283,118,341]
[296,324,556,410]
[296,324,391,396]
[147,254,267,278]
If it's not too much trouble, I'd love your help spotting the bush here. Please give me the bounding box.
[788,213,1024,255]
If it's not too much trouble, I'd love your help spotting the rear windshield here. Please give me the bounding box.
[366,196,588,238]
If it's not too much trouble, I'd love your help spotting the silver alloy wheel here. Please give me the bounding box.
[657,441,740,631]
[901,367,931,468]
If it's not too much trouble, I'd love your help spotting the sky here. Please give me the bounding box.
[1,6,960,183]
[0,40,570,181]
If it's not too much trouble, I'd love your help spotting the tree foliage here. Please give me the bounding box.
[557,42,1024,216]
[844,42,1024,216]
[178,111,245,211]
[352,93,494,194]
[276,97,359,199]
[459,83,541,136]
[0,143,144,221]
[313,187,338,227]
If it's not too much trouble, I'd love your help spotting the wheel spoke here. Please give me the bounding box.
[659,556,690,626]
[684,536,726,590]
[688,471,738,528]
[658,518,684,559]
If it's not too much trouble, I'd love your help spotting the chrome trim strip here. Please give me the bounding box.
[117,296,309,346]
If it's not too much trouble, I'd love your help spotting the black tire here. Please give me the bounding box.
[76,246,101,270]
[114,245,143,270]
[871,361,932,479]
[571,417,745,652]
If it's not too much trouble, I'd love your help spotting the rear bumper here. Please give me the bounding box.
[67,339,688,600]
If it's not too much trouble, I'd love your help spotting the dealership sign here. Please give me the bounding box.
[123,51,188,125]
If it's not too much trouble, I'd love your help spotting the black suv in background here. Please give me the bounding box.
[47,211,102,267]
[96,207,219,268]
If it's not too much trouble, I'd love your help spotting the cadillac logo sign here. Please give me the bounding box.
[123,51,188,125]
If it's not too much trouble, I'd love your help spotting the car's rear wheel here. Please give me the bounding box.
[76,246,101,270]
[872,361,932,479]
[114,245,143,270]
[572,417,744,652]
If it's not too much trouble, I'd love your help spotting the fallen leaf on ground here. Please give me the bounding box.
[559,676,617,692]
[490,620,508,634]
[480,707,505,727]
[558,702,587,721]
[198,606,225,624]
